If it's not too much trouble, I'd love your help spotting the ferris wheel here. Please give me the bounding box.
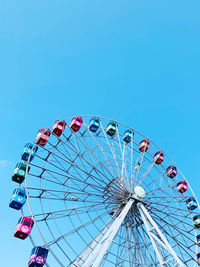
[10,115,200,266]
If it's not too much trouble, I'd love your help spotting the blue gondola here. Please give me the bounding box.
[197,235,200,246]
[166,165,177,178]
[123,130,134,144]
[9,188,27,210]
[106,122,117,137]
[193,215,200,229]
[21,143,38,162]
[11,162,30,184]
[88,117,100,133]
[28,246,49,267]
[186,197,197,211]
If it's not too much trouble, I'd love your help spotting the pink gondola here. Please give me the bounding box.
[70,117,83,132]
[14,216,34,240]
[177,180,187,193]
[166,166,177,178]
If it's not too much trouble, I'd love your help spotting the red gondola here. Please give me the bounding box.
[35,128,51,147]
[52,120,66,137]
[139,139,149,152]
[154,151,164,165]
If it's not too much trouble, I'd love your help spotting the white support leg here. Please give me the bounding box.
[125,226,135,267]
[71,218,114,266]
[129,224,147,266]
[82,199,134,267]
[137,203,184,267]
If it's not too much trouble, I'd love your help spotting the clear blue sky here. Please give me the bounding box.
[1,0,200,266]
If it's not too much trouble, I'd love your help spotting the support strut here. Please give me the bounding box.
[71,218,114,266]
[137,203,184,267]
[81,199,134,267]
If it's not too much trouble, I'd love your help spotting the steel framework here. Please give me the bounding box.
[21,115,199,266]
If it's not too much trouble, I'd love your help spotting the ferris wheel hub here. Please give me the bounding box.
[134,186,146,198]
